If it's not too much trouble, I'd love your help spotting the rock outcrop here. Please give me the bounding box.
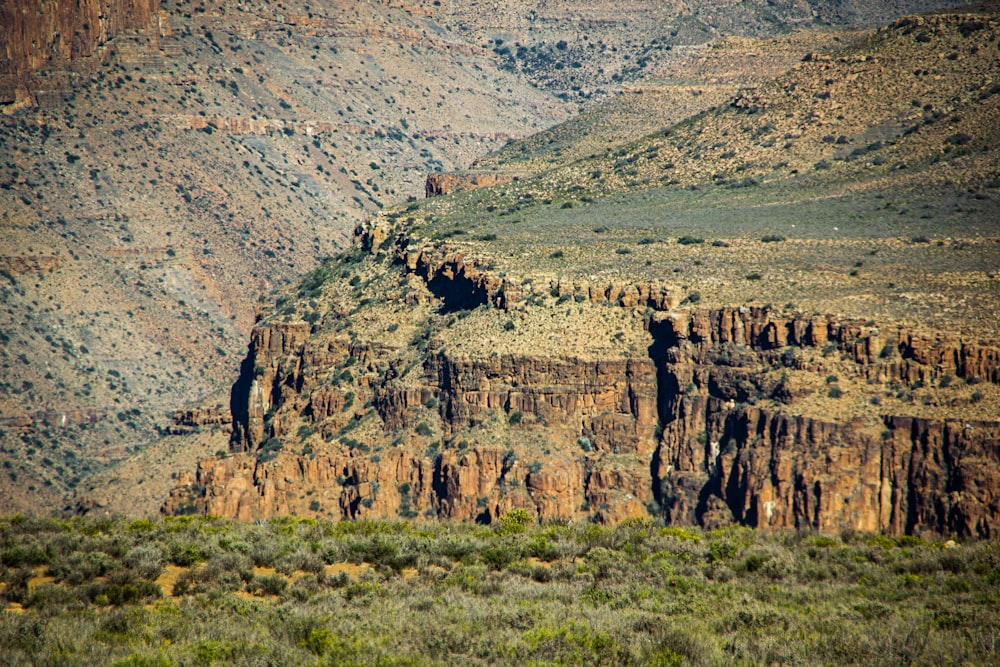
[0,255,63,275]
[657,400,1000,537]
[426,172,517,197]
[0,0,161,108]
[165,240,1000,535]
[168,406,231,435]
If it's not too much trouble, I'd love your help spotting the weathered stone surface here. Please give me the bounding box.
[168,407,231,435]
[0,0,161,107]
[167,248,1000,536]
[230,321,312,452]
[658,403,1000,537]
[0,256,63,274]
[425,172,516,197]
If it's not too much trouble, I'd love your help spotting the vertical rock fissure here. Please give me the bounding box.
[228,345,256,452]
[904,417,923,535]
[646,315,681,518]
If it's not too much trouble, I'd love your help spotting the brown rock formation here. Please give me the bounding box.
[168,406,231,434]
[658,401,1000,537]
[425,172,517,197]
[0,0,161,107]
[167,268,1000,535]
[649,307,1000,537]
[355,220,685,314]
[0,255,63,275]
[229,321,313,452]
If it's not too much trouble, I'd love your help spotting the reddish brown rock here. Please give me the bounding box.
[0,0,161,107]
[167,263,1000,536]
[658,403,1000,537]
[425,172,516,197]
[230,321,313,452]
[0,256,63,274]
[168,406,231,434]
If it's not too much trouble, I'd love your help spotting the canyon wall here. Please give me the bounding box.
[165,241,1000,535]
[0,0,161,107]
[425,172,517,198]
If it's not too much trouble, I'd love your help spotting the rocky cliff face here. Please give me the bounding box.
[425,172,518,198]
[0,0,160,108]
[650,308,1000,536]
[164,218,1000,536]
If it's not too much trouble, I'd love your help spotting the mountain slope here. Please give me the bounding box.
[0,0,570,513]
[0,0,983,514]
[161,6,1000,535]
[433,0,967,101]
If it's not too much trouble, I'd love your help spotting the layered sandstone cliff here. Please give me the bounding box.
[0,0,161,107]
[164,219,1000,536]
[650,308,1000,536]
[426,172,519,198]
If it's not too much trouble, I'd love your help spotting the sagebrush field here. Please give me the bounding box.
[1,514,998,666]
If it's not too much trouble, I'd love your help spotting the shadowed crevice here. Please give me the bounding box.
[426,271,490,314]
[228,348,256,453]
[646,316,681,516]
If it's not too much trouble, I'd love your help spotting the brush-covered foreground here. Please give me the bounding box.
[1,514,998,666]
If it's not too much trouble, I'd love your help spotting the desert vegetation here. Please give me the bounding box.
[1,513,998,666]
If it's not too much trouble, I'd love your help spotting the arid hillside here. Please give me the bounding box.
[433,0,966,100]
[159,7,1000,535]
[0,0,571,513]
[0,0,982,515]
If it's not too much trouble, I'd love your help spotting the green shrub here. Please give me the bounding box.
[300,627,336,656]
[1,516,998,665]
[169,542,206,567]
[253,574,288,597]
[481,543,520,569]
[24,582,80,610]
[124,546,163,580]
[257,437,283,463]
[1,544,50,567]
[193,640,235,665]
[496,508,533,535]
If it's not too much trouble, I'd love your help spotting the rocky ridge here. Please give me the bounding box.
[160,7,1000,533]
[164,211,1000,535]
[0,0,571,513]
